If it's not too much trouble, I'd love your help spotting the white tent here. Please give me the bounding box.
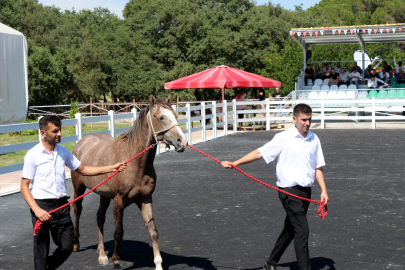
[0,23,28,124]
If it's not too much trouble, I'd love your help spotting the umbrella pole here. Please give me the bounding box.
[221,87,225,102]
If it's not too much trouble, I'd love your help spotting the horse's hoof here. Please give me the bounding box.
[73,244,80,252]
[155,266,163,270]
[98,256,109,265]
[113,263,121,269]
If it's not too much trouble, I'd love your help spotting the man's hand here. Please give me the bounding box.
[34,208,52,223]
[221,161,235,169]
[111,162,127,172]
[320,192,329,205]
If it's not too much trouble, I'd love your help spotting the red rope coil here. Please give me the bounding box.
[33,145,154,235]
[187,144,328,220]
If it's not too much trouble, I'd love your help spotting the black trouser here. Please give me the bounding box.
[267,187,312,270]
[304,75,314,85]
[30,197,74,270]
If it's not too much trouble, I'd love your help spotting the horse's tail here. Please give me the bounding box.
[70,190,76,211]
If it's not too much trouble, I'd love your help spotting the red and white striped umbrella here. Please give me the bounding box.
[164,65,281,100]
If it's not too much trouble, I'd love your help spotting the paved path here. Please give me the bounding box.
[1,130,405,269]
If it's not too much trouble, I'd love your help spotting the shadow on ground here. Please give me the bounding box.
[277,257,336,270]
[80,240,217,270]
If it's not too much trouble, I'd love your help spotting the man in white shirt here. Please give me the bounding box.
[21,116,127,270]
[221,104,329,270]
[350,69,361,87]
[368,75,388,89]
[379,68,390,80]
[395,61,405,74]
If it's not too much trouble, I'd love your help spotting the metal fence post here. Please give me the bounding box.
[131,108,138,125]
[223,100,228,136]
[233,99,237,133]
[75,113,83,142]
[266,98,270,130]
[38,116,43,141]
[372,97,376,129]
[108,110,115,138]
[201,102,206,142]
[321,96,325,129]
[212,101,217,139]
[186,103,192,145]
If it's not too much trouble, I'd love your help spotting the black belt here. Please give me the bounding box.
[36,196,69,204]
[281,185,311,192]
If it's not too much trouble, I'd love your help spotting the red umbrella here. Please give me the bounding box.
[164,65,281,101]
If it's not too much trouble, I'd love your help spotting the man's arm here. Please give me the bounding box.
[221,149,262,168]
[315,167,329,205]
[20,178,52,222]
[75,162,127,176]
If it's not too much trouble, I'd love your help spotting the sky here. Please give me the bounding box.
[38,0,321,18]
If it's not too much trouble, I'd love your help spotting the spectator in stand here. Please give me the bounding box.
[383,61,393,73]
[350,62,363,74]
[271,88,286,119]
[322,63,331,80]
[395,61,405,74]
[368,75,388,89]
[395,69,405,84]
[304,64,314,86]
[381,71,390,84]
[257,88,266,125]
[371,69,377,77]
[350,69,361,87]
[338,68,350,87]
[364,65,373,79]
[328,68,339,87]
[235,92,247,127]
[332,62,342,74]
[314,64,322,80]
[379,68,390,80]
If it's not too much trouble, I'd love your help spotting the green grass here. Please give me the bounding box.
[0,120,199,168]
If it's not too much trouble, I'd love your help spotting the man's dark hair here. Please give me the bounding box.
[399,61,403,65]
[325,63,329,66]
[39,116,62,131]
[370,75,376,79]
[293,104,312,116]
[383,61,387,65]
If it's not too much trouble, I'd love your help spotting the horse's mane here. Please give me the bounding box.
[119,98,174,152]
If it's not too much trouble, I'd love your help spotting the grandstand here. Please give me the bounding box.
[289,24,405,108]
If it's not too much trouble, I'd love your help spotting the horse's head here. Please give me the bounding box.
[148,94,188,152]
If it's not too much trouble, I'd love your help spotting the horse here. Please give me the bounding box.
[70,94,187,270]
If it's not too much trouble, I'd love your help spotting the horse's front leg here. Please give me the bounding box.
[140,198,163,270]
[97,196,111,265]
[112,196,125,269]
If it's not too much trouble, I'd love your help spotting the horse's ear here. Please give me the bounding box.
[166,93,173,105]
[149,95,156,107]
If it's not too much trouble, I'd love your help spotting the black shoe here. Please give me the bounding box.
[263,263,277,270]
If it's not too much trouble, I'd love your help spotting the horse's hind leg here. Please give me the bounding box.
[97,196,111,265]
[72,173,86,252]
[140,198,163,270]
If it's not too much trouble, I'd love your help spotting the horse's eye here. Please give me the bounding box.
[159,116,165,121]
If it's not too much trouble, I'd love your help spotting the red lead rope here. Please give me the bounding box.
[187,144,328,220]
[33,144,155,236]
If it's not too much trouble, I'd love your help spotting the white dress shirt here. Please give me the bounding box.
[367,78,384,88]
[350,71,361,81]
[22,142,81,199]
[258,127,325,188]
[395,65,405,73]
[379,72,390,79]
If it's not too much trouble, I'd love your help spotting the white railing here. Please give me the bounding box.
[2,98,405,175]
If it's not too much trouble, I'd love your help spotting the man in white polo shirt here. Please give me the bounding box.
[21,116,127,270]
[221,104,329,270]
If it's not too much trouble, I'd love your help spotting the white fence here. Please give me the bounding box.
[2,98,405,175]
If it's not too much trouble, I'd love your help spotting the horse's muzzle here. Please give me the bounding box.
[171,135,187,152]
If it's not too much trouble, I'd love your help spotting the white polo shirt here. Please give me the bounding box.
[22,142,81,199]
[258,127,325,188]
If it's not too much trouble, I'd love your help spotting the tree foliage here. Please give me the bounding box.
[1,0,405,104]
